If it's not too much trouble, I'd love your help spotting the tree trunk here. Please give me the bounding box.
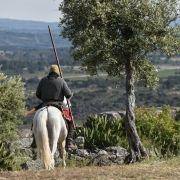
[125,59,148,163]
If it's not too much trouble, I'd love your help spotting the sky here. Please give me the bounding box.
[0,0,62,22]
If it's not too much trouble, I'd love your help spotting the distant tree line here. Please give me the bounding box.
[0,47,77,74]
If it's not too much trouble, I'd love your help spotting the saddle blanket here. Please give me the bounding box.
[62,108,73,122]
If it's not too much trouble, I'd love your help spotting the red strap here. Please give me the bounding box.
[62,108,73,121]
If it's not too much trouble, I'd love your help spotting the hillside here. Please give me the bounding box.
[0,19,59,33]
[0,157,179,179]
[0,18,71,49]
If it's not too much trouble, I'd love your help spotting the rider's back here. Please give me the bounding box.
[36,72,72,103]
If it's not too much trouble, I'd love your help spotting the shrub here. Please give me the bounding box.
[0,73,26,170]
[76,115,127,150]
[76,106,180,157]
[135,106,180,157]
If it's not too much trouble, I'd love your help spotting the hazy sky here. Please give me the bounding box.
[0,0,62,22]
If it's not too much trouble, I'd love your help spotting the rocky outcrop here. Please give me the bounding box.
[76,146,129,166]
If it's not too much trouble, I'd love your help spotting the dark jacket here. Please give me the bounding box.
[36,72,72,103]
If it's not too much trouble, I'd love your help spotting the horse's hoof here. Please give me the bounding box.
[47,166,54,170]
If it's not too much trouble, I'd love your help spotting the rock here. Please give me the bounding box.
[99,111,125,120]
[90,154,112,166]
[106,146,129,157]
[18,125,32,138]
[25,159,43,170]
[17,138,32,149]
[88,146,129,166]
[76,149,89,157]
[118,110,126,118]
[75,136,85,148]
[98,150,108,155]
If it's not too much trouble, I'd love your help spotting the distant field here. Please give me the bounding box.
[5,64,180,80]
[63,65,180,80]
[159,69,179,78]
[0,157,179,180]
[158,68,180,78]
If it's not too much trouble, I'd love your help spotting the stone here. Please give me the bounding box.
[106,146,129,157]
[90,154,112,166]
[99,111,125,120]
[75,136,85,148]
[25,159,43,170]
[98,150,108,156]
[17,138,32,149]
[76,149,89,157]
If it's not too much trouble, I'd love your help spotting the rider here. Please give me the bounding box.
[26,64,75,150]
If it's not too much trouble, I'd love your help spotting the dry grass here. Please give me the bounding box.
[0,157,180,180]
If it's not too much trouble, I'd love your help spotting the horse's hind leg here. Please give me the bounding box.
[50,131,60,169]
[59,140,66,168]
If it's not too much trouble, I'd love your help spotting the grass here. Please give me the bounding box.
[0,157,179,179]
[7,65,179,80]
[158,69,180,78]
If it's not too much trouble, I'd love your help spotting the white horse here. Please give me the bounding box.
[33,106,67,170]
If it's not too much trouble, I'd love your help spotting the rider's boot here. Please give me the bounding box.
[66,120,77,151]
[30,134,37,149]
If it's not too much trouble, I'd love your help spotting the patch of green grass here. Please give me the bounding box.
[66,155,90,167]
[158,69,180,78]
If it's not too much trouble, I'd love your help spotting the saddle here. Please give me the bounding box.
[45,101,73,122]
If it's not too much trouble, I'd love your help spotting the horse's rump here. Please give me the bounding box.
[33,106,67,169]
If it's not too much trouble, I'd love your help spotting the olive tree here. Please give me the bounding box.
[60,0,179,161]
[0,73,25,170]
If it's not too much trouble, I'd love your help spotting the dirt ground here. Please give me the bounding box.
[0,157,180,180]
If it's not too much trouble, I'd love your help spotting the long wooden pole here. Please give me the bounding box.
[48,25,63,78]
[48,25,75,128]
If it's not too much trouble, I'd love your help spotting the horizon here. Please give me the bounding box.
[0,17,58,24]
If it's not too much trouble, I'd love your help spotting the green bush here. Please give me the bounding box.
[76,106,180,157]
[135,106,180,157]
[76,115,127,149]
[0,73,26,170]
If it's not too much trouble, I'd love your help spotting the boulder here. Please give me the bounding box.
[99,111,125,120]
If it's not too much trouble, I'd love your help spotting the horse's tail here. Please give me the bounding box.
[34,108,53,170]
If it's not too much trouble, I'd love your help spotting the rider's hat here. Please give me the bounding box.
[50,64,61,75]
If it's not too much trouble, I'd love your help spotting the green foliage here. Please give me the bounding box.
[60,0,179,87]
[134,59,159,88]
[76,107,180,156]
[76,115,127,149]
[0,142,27,171]
[66,154,90,167]
[0,73,26,170]
[0,48,74,75]
[135,106,180,156]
